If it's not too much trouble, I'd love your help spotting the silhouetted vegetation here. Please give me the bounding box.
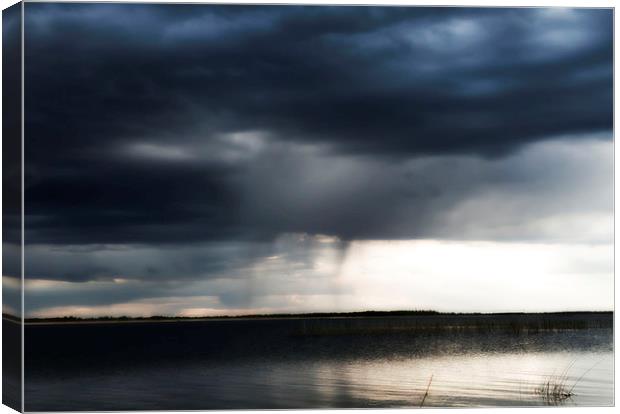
[24,309,440,323]
[290,312,612,337]
[537,370,574,405]
[22,310,613,339]
[534,359,603,405]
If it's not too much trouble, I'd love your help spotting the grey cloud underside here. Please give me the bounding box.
[20,233,349,314]
[20,137,612,286]
[23,4,612,249]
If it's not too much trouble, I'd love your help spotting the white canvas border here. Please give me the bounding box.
[0,1,616,414]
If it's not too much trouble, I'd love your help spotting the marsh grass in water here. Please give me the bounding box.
[535,360,602,405]
[402,360,601,408]
[291,313,611,337]
[537,363,575,404]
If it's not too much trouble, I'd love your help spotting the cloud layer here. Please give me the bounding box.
[24,5,612,246]
[17,4,613,315]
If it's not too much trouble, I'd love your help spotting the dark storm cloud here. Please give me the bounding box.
[3,3,22,245]
[23,4,612,250]
[25,5,612,155]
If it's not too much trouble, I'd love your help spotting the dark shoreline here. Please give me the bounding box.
[8,310,613,326]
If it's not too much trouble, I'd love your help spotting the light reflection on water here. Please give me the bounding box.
[301,351,613,407]
[211,351,613,408]
[27,349,613,410]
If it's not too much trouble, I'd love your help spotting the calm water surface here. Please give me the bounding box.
[25,318,613,410]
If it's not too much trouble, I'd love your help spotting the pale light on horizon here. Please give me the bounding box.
[20,238,613,318]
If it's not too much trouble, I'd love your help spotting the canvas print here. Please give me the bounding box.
[1,2,614,411]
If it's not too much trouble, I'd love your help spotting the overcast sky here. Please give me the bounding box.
[5,4,612,317]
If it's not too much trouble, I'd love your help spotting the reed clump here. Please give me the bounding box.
[534,360,601,405]
[536,373,573,404]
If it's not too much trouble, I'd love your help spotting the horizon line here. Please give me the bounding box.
[3,309,614,323]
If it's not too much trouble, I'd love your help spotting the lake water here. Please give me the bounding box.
[24,317,613,410]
